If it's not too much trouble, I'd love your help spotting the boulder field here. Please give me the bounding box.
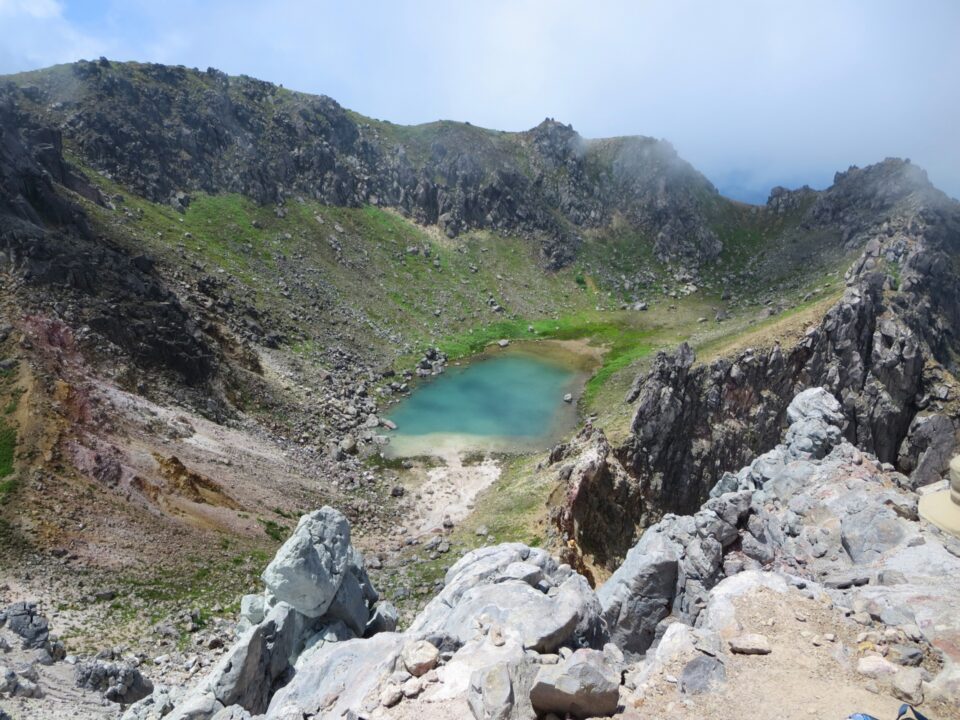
[118,388,960,720]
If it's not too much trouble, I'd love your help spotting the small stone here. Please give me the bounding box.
[401,640,439,677]
[729,633,771,655]
[380,684,402,707]
[401,676,423,698]
[678,655,726,695]
[892,667,923,704]
[888,644,923,667]
[856,655,898,679]
[901,624,923,642]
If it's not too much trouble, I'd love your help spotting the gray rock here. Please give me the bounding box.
[409,544,604,652]
[208,602,304,714]
[323,570,369,636]
[3,602,49,649]
[266,632,405,718]
[500,562,544,586]
[786,388,844,427]
[728,633,771,655]
[210,707,252,720]
[785,417,841,459]
[823,570,871,589]
[401,640,439,677]
[301,619,355,654]
[261,507,352,618]
[239,595,265,627]
[597,528,679,657]
[13,677,43,698]
[0,666,16,694]
[164,693,223,720]
[892,667,923,704]
[840,507,905,562]
[365,602,399,636]
[678,654,726,694]
[888,643,923,667]
[468,663,514,720]
[422,579,582,652]
[120,685,180,720]
[529,648,620,718]
[75,659,154,704]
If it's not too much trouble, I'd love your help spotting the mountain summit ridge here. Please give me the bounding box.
[6,58,938,272]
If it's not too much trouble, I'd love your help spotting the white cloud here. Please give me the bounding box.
[0,0,957,200]
[0,0,63,19]
[0,0,110,72]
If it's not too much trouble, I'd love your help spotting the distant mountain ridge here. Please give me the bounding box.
[3,59,732,268]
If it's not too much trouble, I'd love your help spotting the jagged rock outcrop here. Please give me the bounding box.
[608,386,960,704]
[597,389,836,657]
[1,602,50,650]
[0,87,217,387]
[550,169,960,565]
[2,61,724,269]
[125,506,391,720]
[74,658,153,704]
[129,532,609,720]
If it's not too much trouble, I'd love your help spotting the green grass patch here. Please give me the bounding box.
[462,454,554,546]
[3,391,23,415]
[258,518,288,542]
[0,423,16,481]
[434,310,657,401]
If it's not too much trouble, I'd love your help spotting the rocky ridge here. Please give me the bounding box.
[4,60,725,269]
[553,167,960,565]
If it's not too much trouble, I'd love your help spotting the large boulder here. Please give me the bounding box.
[208,602,304,713]
[266,632,406,717]
[128,506,389,720]
[401,640,440,677]
[786,387,844,426]
[596,528,679,656]
[467,657,540,720]
[261,507,352,618]
[364,601,399,636]
[409,544,605,652]
[468,663,514,720]
[528,648,620,718]
[75,658,154,704]
[2,602,50,649]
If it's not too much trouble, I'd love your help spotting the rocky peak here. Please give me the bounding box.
[527,118,582,164]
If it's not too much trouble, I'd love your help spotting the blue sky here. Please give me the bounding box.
[1,0,958,202]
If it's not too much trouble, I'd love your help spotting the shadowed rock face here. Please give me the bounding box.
[0,88,217,387]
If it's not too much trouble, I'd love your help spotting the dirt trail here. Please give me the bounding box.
[628,584,959,720]
[408,451,501,536]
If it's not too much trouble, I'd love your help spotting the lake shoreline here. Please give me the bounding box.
[382,342,601,458]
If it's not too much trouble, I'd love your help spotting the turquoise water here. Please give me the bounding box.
[385,353,580,455]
